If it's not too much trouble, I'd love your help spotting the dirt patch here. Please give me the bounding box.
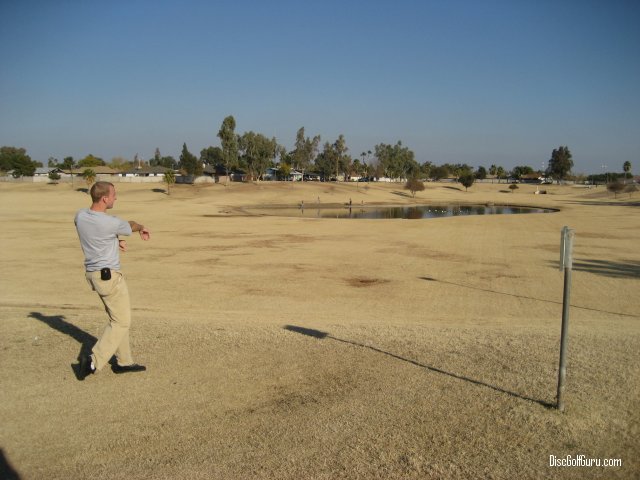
[346,277,391,287]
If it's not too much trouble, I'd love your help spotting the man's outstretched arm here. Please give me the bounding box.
[128,221,151,240]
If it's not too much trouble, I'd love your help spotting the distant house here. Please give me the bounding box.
[263,167,278,181]
[58,166,119,180]
[203,164,217,176]
[520,173,546,184]
[34,167,62,177]
[88,166,119,177]
[230,169,247,182]
[262,168,303,181]
[203,164,229,183]
[120,166,169,177]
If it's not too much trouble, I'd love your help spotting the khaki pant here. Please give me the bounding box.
[85,270,134,370]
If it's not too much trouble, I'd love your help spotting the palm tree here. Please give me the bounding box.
[489,164,497,183]
[164,169,176,195]
[81,169,96,190]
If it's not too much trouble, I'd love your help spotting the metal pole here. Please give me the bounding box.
[557,227,574,412]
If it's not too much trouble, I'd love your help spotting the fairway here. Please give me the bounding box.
[1,181,638,479]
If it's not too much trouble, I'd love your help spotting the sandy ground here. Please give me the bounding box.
[0,180,638,479]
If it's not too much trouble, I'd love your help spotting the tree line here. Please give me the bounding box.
[1,118,634,184]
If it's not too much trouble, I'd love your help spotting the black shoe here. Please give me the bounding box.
[79,355,95,380]
[112,363,146,374]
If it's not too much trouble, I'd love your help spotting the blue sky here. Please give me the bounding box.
[1,0,638,174]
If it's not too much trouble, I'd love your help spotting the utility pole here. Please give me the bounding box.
[557,226,575,412]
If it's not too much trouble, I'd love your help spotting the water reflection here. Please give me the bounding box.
[255,204,555,219]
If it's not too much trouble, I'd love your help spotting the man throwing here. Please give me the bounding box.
[75,181,150,380]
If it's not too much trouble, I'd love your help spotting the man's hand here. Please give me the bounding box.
[119,239,128,252]
[139,227,150,241]
[129,221,151,241]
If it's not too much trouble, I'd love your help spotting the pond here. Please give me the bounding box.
[245,204,557,219]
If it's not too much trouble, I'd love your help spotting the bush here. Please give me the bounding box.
[405,178,425,197]
[164,170,176,195]
[459,174,475,191]
[48,171,61,184]
[509,184,519,193]
[607,181,625,198]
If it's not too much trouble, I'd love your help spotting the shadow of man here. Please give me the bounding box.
[0,449,22,480]
[28,312,97,380]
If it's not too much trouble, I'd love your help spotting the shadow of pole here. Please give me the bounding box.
[283,325,554,409]
[569,258,640,279]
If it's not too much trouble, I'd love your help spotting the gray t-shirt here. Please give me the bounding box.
[75,208,132,271]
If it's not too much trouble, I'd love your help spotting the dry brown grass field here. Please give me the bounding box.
[1,180,638,479]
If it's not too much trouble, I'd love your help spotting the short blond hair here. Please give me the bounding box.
[90,181,114,203]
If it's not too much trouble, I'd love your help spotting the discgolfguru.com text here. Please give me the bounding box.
[549,454,622,468]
